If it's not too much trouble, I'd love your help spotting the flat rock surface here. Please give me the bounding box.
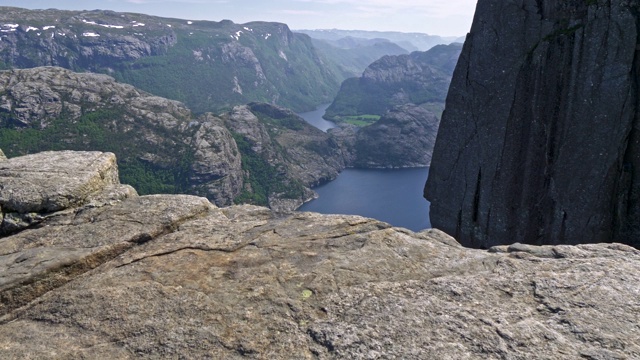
[0,151,119,213]
[0,205,639,359]
[0,150,639,359]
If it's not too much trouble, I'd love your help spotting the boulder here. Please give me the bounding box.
[0,150,119,214]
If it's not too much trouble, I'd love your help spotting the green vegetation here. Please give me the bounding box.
[0,108,194,195]
[232,132,306,206]
[336,114,381,127]
[324,43,460,125]
[0,9,344,114]
[110,26,341,114]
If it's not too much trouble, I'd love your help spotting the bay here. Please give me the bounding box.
[297,105,431,231]
[298,167,431,231]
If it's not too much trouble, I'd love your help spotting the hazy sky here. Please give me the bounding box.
[3,0,477,36]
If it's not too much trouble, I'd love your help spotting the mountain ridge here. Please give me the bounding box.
[0,6,342,113]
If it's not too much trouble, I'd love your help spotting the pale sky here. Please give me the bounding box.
[1,0,477,36]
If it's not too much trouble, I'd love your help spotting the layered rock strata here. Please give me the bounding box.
[1,150,639,359]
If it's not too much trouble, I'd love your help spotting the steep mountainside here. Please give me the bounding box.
[425,1,640,248]
[324,43,462,123]
[0,6,342,113]
[329,104,440,168]
[0,67,345,211]
[1,149,639,358]
[222,103,346,211]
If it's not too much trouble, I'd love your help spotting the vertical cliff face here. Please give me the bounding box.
[425,0,640,248]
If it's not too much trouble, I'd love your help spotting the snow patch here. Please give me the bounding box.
[166,24,172,27]
[278,50,288,61]
[264,33,271,40]
[82,19,124,29]
[3,24,19,29]
[82,32,100,37]
[133,23,145,27]
[43,25,56,30]
[26,26,39,32]
[0,29,16,33]
[187,21,193,25]
[243,26,253,32]
[231,30,243,41]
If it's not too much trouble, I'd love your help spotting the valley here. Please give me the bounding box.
[1,2,640,358]
[0,6,458,219]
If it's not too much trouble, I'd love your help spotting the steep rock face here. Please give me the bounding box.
[0,7,342,113]
[224,103,345,211]
[0,67,244,206]
[324,43,462,121]
[329,104,440,168]
[426,0,640,248]
[1,150,640,359]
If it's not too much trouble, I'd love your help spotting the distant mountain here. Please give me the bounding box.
[309,37,409,78]
[296,29,461,52]
[0,7,343,113]
[324,43,463,123]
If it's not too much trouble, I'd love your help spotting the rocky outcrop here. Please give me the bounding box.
[332,104,440,168]
[324,43,462,121]
[0,6,342,113]
[224,103,346,211]
[1,149,640,358]
[0,66,244,206]
[425,1,640,248]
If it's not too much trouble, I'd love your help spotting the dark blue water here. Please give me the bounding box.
[298,103,336,132]
[298,168,431,231]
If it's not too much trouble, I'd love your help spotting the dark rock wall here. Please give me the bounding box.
[425,0,640,248]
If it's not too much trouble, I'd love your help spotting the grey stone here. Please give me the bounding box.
[352,104,440,168]
[0,151,119,214]
[0,150,639,358]
[425,0,640,248]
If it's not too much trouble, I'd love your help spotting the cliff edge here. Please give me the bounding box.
[426,0,640,248]
[1,150,639,358]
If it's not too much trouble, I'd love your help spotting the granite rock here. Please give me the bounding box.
[426,0,640,248]
[0,150,639,359]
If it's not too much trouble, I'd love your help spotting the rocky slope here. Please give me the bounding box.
[425,1,640,248]
[0,67,345,211]
[1,149,640,358]
[330,104,440,168]
[222,103,346,211]
[324,43,462,122]
[0,6,342,113]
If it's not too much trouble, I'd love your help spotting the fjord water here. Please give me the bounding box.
[298,105,431,231]
[297,103,336,132]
